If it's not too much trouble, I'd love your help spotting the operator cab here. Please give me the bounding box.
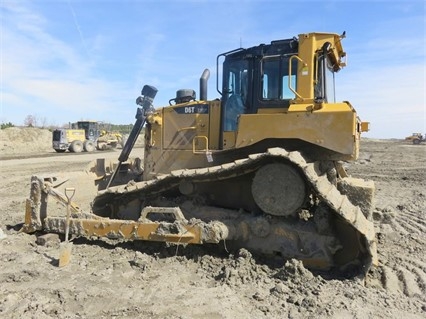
[75,121,101,141]
[218,35,338,132]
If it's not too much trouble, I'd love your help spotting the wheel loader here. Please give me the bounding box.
[23,32,377,275]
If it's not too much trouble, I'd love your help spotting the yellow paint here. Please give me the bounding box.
[235,102,358,159]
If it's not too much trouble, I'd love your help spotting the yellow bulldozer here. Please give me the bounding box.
[23,32,377,275]
[405,133,425,145]
[52,120,123,153]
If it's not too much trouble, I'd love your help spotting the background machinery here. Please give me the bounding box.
[405,133,425,145]
[24,32,377,275]
[52,120,123,153]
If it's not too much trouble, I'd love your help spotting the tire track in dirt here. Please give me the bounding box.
[357,141,426,301]
[373,206,426,298]
[394,214,425,234]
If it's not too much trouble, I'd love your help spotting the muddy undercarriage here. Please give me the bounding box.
[23,147,377,275]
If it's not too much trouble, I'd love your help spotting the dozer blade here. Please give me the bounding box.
[22,175,228,245]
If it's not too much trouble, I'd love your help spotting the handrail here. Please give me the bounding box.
[289,55,307,99]
[178,126,197,132]
[192,135,213,162]
[192,135,209,153]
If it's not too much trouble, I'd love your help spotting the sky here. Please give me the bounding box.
[1,0,425,138]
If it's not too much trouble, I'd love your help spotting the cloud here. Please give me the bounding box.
[1,1,136,125]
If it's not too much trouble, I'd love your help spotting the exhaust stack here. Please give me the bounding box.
[200,69,210,101]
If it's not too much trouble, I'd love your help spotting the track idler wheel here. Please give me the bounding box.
[252,163,307,217]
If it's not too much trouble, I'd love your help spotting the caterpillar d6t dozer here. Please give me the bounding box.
[23,32,377,275]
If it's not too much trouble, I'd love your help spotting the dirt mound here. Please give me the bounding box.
[0,127,144,158]
[0,127,52,155]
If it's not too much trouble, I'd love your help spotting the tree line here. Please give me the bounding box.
[1,115,135,135]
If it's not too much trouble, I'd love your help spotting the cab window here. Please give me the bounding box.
[261,56,297,101]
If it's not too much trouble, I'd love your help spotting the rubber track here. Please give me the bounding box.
[96,147,377,270]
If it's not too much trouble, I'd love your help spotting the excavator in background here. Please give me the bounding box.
[23,32,377,275]
[52,120,123,153]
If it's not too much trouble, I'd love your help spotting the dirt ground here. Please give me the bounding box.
[0,127,425,319]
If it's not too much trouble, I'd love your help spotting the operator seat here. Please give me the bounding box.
[224,94,245,131]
